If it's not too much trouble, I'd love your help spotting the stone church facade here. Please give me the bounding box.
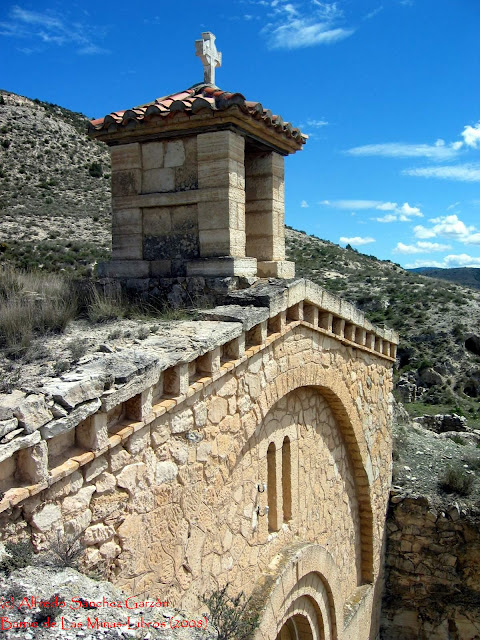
[0,35,398,640]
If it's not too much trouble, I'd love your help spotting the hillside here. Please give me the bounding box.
[0,90,110,275]
[286,228,480,426]
[1,89,480,427]
[409,266,480,290]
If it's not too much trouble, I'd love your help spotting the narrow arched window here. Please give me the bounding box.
[282,436,292,522]
[267,442,278,532]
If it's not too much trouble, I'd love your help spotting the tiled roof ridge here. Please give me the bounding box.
[89,83,306,144]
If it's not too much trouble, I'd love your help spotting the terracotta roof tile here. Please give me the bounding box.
[88,83,306,147]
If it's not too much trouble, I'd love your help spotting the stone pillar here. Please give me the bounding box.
[245,150,294,278]
[187,130,257,277]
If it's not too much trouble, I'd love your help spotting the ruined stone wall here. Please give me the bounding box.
[0,280,397,640]
[381,493,480,640]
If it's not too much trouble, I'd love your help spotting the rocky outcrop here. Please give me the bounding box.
[413,413,468,433]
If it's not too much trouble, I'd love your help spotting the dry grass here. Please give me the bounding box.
[86,283,128,323]
[0,265,77,355]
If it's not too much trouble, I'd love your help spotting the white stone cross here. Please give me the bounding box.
[195,32,222,85]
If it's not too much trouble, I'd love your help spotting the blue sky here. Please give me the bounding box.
[1,0,479,269]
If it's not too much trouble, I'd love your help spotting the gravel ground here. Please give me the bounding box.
[392,417,480,511]
[0,567,210,640]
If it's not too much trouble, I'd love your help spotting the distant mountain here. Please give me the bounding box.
[408,267,480,290]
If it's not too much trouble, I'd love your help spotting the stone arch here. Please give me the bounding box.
[241,359,375,583]
[251,542,342,640]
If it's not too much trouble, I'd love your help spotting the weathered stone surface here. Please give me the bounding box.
[0,390,26,420]
[83,523,115,545]
[62,486,96,516]
[197,305,269,330]
[84,456,108,482]
[30,504,62,532]
[64,508,92,537]
[164,140,186,168]
[99,540,121,559]
[12,394,53,432]
[116,462,146,495]
[95,472,116,495]
[1,427,23,443]
[44,373,106,410]
[155,461,178,484]
[0,417,19,439]
[0,430,41,463]
[100,353,162,412]
[170,408,194,434]
[40,398,101,439]
[17,441,48,483]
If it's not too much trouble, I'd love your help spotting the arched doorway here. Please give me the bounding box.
[276,594,326,640]
[252,543,340,640]
[277,614,315,640]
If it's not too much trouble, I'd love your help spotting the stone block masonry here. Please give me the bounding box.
[0,278,398,640]
[381,492,480,640]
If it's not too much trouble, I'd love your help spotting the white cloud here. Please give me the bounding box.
[403,164,480,182]
[320,199,382,209]
[428,214,475,238]
[463,233,480,246]
[364,5,383,20]
[393,241,451,254]
[404,259,445,268]
[413,225,437,239]
[413,215,480,245]
[406,254,480,269]
[443,254,480,267]
[321,199,423,222]
[346,141,461,160]
[262,1,354,49]
[375,214,398,223]
[374,202,423,221]
[447,202,460,211]
[462,122,480,149]
[300,200,309,208]
[0,5,108,54]
[339,236,375,246]
[307,118,329,127]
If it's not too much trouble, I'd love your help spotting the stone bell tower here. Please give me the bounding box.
[89,33,306,282]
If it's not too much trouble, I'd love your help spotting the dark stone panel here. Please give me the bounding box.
[143,233,200,261]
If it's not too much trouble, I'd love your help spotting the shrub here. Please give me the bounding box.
[48,531,83,569]
[68,338,88,361]
[88,161,102,177]
[463,453,480,471]
[0,540,34,576]
[439,464,474,496]
[203,585,260,640]
[54,359,70,374]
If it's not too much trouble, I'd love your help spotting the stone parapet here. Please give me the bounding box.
[0,282,395,513]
